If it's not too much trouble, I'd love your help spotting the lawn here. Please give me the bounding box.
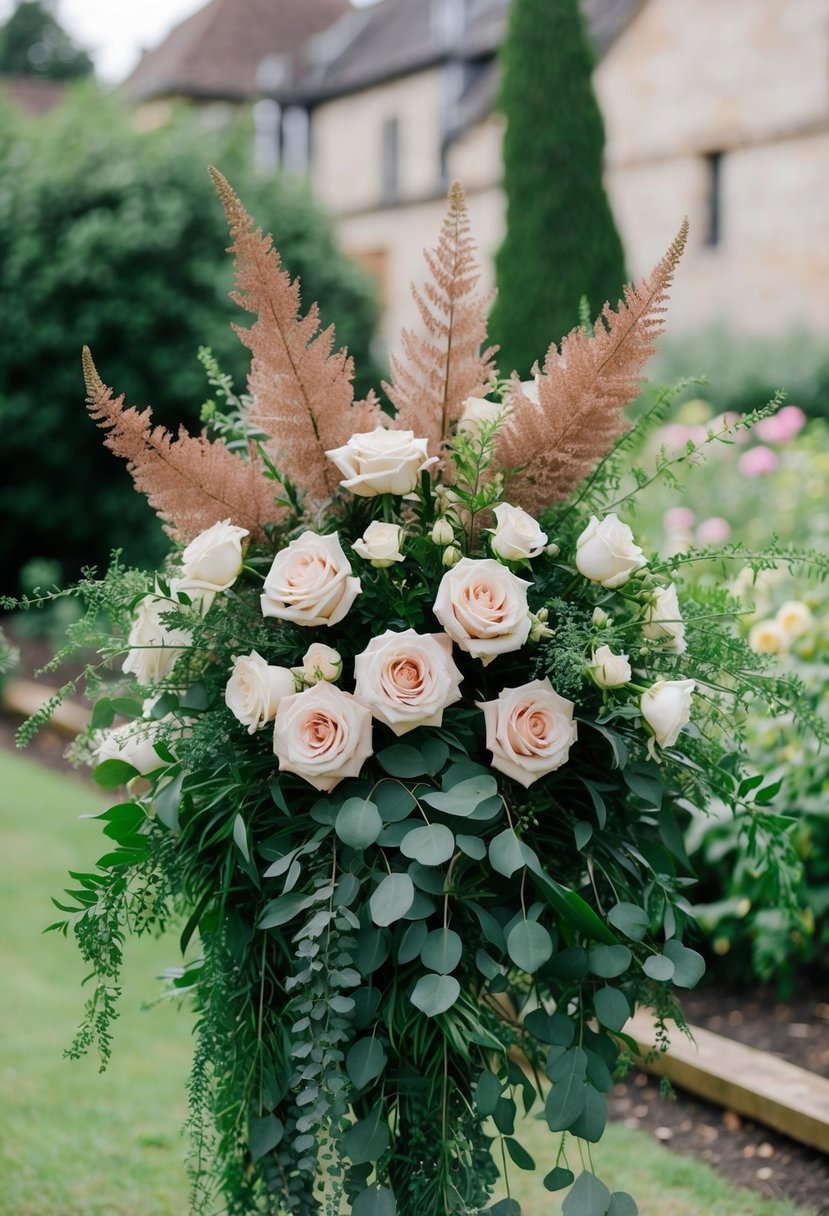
[0,747,814,1216]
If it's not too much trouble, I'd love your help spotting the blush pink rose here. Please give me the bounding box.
[696,516,731,544]
[738,446,779,476]
[272,682,372,792]
[354,629,463,735]
[754,405,806,444]
[261,532,360,627]
[478,678,577,788]
[433,557,531,665]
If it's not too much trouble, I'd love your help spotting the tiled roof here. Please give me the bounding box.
[125,0,349,101]
[0,75,67,115]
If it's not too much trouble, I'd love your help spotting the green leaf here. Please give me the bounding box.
[154,771,183,831]
[562,1170,612,1216]
[369,873,415,927]
[475,948,499,980]
[533,871,618,944]
[346,1037,387,1089]
[489,828,525,877]
[93,758,139,790]
[550,947,589,980]
[410,973,460,1016]
[570,1085,607,1142]
[487,1202,521,1216]
[374,782,417,822]
[643,954,675,982]
[493,1096,516,1135]
[456,834,486,859]
[585,1049,613,1093]
[249,1114,283,1161]
[580,778,608,829]
[594,987,631,1032]
[663,939,705,988]
[506,921,554,974]
[623,765,663,809]
[544,1167,575,1192]
[109,696,143,718]
[400,823,454,866]
[232,813,250,863]
[398,920,428,964]
[377,745,428,778]
[422,774,498,816]
[583,720,628,769]
[90,698,115,730]
[505,1137,535,1170]
[420,737,450,774]
[258,891,316,929]
[474,1068,502,1117]
[574,820,593,851]
[607,1193,638,1216]
[607,902,649,941]
[524,1010,574,1047]
[420,928,463,974]
[545,1049,587,1131]
[343,1106,390,1165]
[352,1186,397,1216]
[588,945,632,979]
[355,928,389,976]
[335,798,383,849]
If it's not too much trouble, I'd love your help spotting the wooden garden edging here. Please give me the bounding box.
[627,1009,829,1155]
[1,678,89,736]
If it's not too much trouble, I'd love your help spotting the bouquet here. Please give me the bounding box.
[18,172,818,1216]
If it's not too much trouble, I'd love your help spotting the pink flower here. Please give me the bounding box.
[272,682,372,792]
[478,678,577,788]
[738,446,779,476]
[696,516,731,544]
[665,507,695,531]
[354,629,463,735]
[754,406,807,444]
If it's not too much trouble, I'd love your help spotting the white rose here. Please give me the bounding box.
[180,519,249,592]
[640,679,695,750]
[354,629,463,735]
[273,682,373,792]
[260,532,361,628]
[430,518,455,546]
[490,502,548,562]
[576,514,647,588]
[478,678,577,788]
[642,584,687,654]
[776,600,813,642]
[122,584,192,687]
[457,396,512,436]
[293,643,343,685]
[225,651,296,734]
[95,720,166,775]
[326,427,437,497]
[588,645,632,689]
[352,521,404,568]
[748,619,787,655]
[433,557,531,665]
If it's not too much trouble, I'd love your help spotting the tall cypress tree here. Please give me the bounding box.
[489,0,626,377]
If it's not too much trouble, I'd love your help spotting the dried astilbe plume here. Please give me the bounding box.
[210,167,381,504]
[82,347,278,544]
[384,181,497,459]
[497,220,689,514]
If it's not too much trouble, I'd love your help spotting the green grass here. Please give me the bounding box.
[0,748,815,1216]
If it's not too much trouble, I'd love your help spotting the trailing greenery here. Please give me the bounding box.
[489,0,627,376]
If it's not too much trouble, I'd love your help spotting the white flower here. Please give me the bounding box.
[588,645,632,689]
[592,607,610,627]
[326,427,437,497]
[261,532,361,628]
[122,584,192,687]
[576,514,647,589]
[489,503,548,562]
[457,396,512,435]
[748,619,788,655]
[478,678,577,788]
[225,651,296,734]
[95,720,166,775]
[775,600,813,642]
[640,679,695,750]
[272,682,373,792]
[433,557,531,666]
[430,518,455,546]
[529,608,553,642]
[642,584,687,654]
[352,521,404,568]
[442,544,462,568]
[354,629,463,736]
[180,519,249,592]
[292,643,343,686]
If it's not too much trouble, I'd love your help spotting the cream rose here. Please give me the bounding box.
[225,651,296,734]
[433,557,531,665]
[457,396,512,436]
[490,502,548,562]
[640,679,695,750]
[776,600,813,641]
[122,584,192,687]
[272,682,373,792]
[352,521,404,568]
[576,514,647,588]
[478,678,577,788]
[96,720,166,775]
[292,643,343,686]
[642,584,687,653]
[588,645,632,689]
[260,532,360,627]
[354,629,463,735]
[430,518,455,547]
[180,519,248,592]
[326,427,437,497]
[748,619,787,655]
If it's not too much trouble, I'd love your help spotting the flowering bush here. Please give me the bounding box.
[9,176,823,1216]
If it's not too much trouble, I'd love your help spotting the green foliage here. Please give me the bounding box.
[489,0,627,376]
[0,0,93,80]
[0,88,381,591]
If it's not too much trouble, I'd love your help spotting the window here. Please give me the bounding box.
[382,117,399,203]
[704,151,724,247]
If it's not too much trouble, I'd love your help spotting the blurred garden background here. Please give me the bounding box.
[0,0,827,1213]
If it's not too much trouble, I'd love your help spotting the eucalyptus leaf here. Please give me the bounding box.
[249,1114,283,1161]
[370,873,415,927]
[422,774,498,817]
[342,1106,390,1165]
[410,973,460,1016]
[588,945,632,979]
[642,953,675,982]
[487,1202,520,1216]
[420,928,463,974]
[543,1167,575,1192]
[377,745,428,779]
[400,822,455,866]
[493,1096,516,1135]
[474,1068,502,1117]
[346,1037,387,1089]
[663,939,705,988]
[506,921,554,974]
[606,1192,639,1216]
[562,1170,612,1216]
[374,782,417,822]
[607,902,649,942]
[504,1137,535,1171]
[489,828,525,877]
[335,798,383,849]
[355,928,390,977]
[398,920,428,964]
[456,834,486,859]
[352,1186,397,1216]
[570,1085,607,1142]
[594,986,631,1032]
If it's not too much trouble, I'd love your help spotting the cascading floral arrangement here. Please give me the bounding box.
[22,172,815,1216]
